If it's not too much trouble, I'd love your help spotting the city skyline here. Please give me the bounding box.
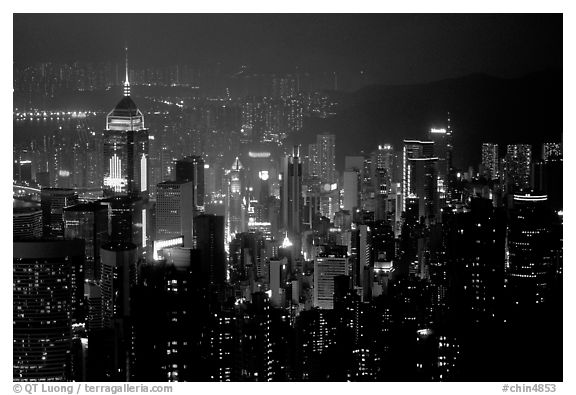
[12,12,564,385]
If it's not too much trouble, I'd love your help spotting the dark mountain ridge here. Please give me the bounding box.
[296,70,562,171]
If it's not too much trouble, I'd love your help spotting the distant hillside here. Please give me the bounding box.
[295,70,563,171]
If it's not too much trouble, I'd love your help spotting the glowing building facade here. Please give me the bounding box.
[103,50,149,198]
[481,143,499,180]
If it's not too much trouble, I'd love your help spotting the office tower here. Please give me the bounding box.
[196,214,226,286]
[314,251,349,309]
[101,195,146,251]
[371,144,394,220]
[481,143,499,180]
[226,157,246,242]
[409,157,439,221]
[428,128,451,180]
[155,181,194,246]
[402,140,434,213]
[133,247,203,382]
[307,142,319,180]
[13,207,42,239]
[506,194,558,307]
[444,197,506,323]
[99,242,137,381]
[13,239,85,381]
[352,224,372,301]
[315,133,337,185]
[504,144,532,193]
[343,171,360,212]
[281,146,303,237]
[103,50,149,197]
[85,282,103,334]
[403,140,439,220]
[371,144,394,195]
[41,188,79,238]
[175,155,205,214]
[360,156,376,212]
[64,202,109,281]
[100,242,137,328]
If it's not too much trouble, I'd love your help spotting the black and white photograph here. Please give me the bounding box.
[9,6,570,391]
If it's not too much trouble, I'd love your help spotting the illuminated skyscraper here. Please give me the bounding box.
[481,143,499,180]
[403,140,438,220]
[403,140,433,207]
[103,49,149,198]
[504,144,531,193]
[226,157,245,242]
[506,194,558,306]
[371,144,394,220]
[175,155,205,214]
[155,181,194,247]
[428,128,451,180]
[315,133,337,185]
[281,146,303,238]
[371,144,394,195]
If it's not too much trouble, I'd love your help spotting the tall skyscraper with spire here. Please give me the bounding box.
[103,48,149,198]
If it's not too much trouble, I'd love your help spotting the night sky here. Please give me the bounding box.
[13,14,562,84]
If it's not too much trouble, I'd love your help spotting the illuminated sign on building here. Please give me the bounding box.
[248,151,271,158]
[152,236,184,261]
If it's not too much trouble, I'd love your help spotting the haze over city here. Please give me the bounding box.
[12,13,563,384]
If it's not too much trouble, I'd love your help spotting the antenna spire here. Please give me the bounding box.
[123,46,130,96]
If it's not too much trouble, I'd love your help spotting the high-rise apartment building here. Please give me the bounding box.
[504,144,532,193]
[481,143,499,180]
[13,240,85,381]
[315,133,337,185]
